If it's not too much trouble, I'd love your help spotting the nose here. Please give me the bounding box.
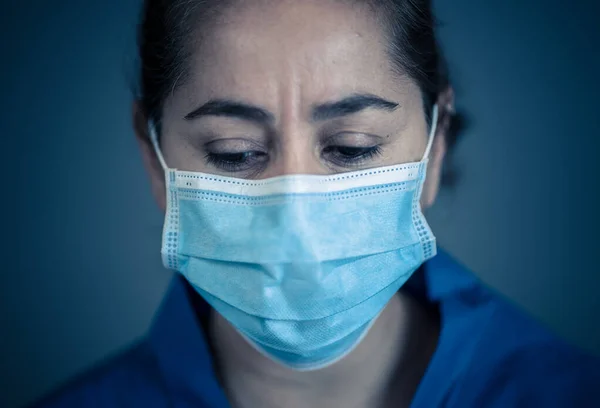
[264,145,326,178]
[261,127,329,178]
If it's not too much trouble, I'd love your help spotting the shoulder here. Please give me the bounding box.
[30,340,171,408]
[424,250,600,407]
[449,284,600,407]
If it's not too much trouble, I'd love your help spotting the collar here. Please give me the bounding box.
[148,273,228,406]
[423,248,479,301]
[148,248,478,402]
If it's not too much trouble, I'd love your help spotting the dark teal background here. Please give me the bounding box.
[2,0,599,407]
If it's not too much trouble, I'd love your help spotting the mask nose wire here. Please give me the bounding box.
[422,104,439,161]
[148,121,169,171]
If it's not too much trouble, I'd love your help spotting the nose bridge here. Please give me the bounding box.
[271,123,322,176]
[267,71,328,177]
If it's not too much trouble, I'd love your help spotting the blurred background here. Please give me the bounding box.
[2,0,599,406]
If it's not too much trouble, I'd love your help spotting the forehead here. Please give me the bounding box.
[166,0,420,120]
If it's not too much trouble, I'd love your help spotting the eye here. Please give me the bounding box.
[205,151,268,172]
[322,145,382,167]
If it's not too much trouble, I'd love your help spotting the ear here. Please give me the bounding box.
[133,102,167,211]
[421,87,454,209]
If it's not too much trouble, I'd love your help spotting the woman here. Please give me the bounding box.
[36,0,599,407]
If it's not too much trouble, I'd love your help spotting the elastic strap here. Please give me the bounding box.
[148,120,168,170]
[422,104,439,161]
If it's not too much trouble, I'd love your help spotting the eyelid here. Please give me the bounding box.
[323,132,385,147]
[204,137,267,153]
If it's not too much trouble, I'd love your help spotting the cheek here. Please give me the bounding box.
[158,101,209,172]
[420,143,445,208]
[420,171,437,209]
[383,124,430,165]
[163,133,212,173]
[383,137,426,165]
[139,140,167,211]
[381,88,430,165]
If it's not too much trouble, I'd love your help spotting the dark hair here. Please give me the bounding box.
[137,0,466,185]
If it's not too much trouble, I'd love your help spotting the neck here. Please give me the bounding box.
[208,292,439,408]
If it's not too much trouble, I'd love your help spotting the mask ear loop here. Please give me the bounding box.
[422,104,439,161]
[148,120,169,170]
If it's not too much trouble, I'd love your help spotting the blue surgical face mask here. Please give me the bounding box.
[149,106,438,371]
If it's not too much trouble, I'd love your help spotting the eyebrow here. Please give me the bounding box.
[311,93,399,121]
[184,93,399,124]
[184,99,275,124]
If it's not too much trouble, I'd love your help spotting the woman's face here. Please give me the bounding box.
[135,0,447,209]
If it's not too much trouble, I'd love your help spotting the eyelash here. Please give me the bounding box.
[322,145,382,167]
[205,151,268,172]
[205,145,383,173]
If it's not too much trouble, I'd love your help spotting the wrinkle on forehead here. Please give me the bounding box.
[166,0,420,125]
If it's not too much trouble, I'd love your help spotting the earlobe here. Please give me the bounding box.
[132,102,167,211]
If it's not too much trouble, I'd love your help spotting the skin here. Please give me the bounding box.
[134,1,454,406]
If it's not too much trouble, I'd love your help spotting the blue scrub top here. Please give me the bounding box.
[34,249,600,407]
